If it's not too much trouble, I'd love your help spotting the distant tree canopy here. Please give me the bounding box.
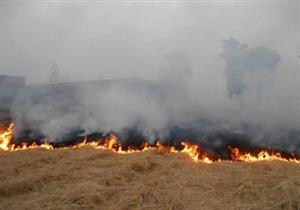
[48,63,64,84]
[221,38,281,98]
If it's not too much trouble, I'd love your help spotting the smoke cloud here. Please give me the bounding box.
[9,39,300,155]
[1,2,299,156]
[11,52,194,144]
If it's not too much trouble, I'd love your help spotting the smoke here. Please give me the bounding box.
[8,39,300,156]
[1,2,298,157]
[161,51,193,82]
[10,52,193,144]
[221,38,281,98]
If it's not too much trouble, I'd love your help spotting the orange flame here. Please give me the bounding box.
[170,142,212,163]
[0,123,14,151]
[230,148,300,164]
[0,123,299,164]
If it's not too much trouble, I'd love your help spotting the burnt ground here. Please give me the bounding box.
[0,148,299,210]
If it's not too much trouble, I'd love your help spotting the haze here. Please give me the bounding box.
[1,0,300,152]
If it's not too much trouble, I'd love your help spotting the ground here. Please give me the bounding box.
[0,148,299,210]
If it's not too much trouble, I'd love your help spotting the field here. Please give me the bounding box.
[0,148,299,210]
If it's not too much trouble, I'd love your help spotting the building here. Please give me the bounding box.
[0,75,26,111]
[0,75,26,88]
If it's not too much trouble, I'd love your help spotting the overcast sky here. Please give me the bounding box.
[0,0,298,84]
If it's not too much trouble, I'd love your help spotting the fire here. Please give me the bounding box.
[14,141,54,151]
[0,123,14,151]
[231,148,300,164]
[170,142,212,163]
[0,123,299,164]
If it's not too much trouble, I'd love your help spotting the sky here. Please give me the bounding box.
[1,0,300,150]
[1,0,299,84]
[1,0,299,119]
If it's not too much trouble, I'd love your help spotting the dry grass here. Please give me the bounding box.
[0,148,299,210]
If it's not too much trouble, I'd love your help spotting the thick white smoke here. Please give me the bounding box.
[9,40,300,154]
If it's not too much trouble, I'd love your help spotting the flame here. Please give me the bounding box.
[0,123,14,151]
[230,148,300,164]
[14,141,54,151]
[170,142,212,163]
[0,123,299,164]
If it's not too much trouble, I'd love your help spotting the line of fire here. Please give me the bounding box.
[0,75,299,164]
